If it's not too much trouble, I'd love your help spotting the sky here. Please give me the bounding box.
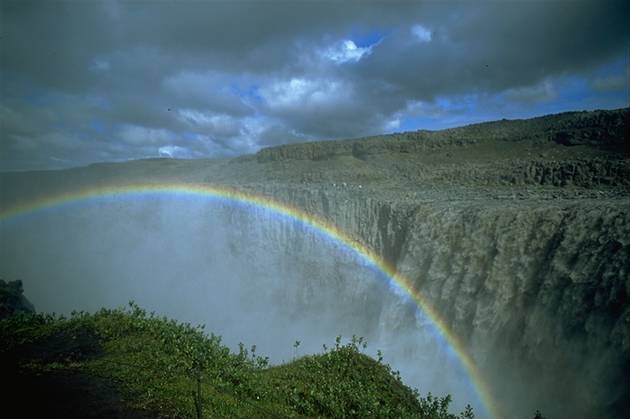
[1,0,628,171]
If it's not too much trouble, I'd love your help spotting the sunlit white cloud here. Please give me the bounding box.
[411,24,432,43]
[384,118,401,132]
[260,78,349,110]
[158,145,188,158]
[322,39,373,63]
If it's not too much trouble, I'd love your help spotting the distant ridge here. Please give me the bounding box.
[256,108,629,162]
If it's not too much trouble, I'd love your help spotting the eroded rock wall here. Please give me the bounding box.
[234,186,629,418]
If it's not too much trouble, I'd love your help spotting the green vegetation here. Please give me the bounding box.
[1,302,477,418]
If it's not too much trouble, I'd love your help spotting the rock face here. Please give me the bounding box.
[242,189,629,418]
[0,280,36,318]
[230,108,630,418]
[0,107,628,418]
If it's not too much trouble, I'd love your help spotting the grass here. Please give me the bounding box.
[1,302,475,418]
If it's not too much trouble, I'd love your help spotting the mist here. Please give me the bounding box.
[0,195,486,415]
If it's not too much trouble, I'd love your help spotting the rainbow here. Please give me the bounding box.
[0,182,501,419]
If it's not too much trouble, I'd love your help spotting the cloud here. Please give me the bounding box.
[119,125,172,146]
[504,79,557,103]
[410,24,432,43]
[162,71,254,116]
[90,58,111,72]
[176,110,241,138]
[592,74,629,92]
[322,40,373,63]
[1,0,628,170]
[261,78,350,110]
[158,145,188,158]
[384,118,401,132]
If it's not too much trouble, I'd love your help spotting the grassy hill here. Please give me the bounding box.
[1,302,476,418]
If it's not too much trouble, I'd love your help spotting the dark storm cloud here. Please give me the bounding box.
[1,0,628,171]
[355,1,629,99]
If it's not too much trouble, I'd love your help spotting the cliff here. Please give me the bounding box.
[205,183,627,418]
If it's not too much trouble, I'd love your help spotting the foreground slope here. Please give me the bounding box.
[1,304,475,418]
